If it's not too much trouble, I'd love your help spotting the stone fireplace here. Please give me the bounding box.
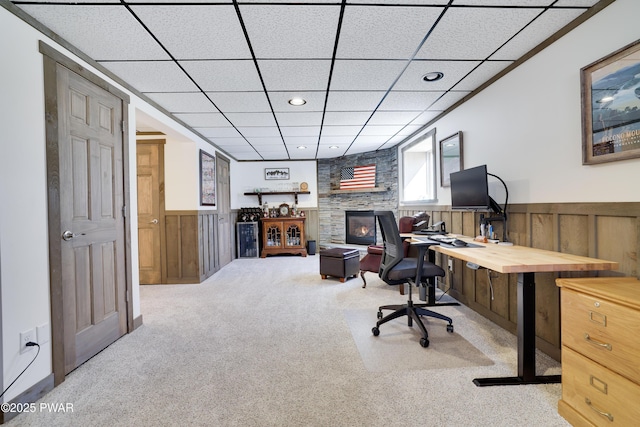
[345,211,376,246]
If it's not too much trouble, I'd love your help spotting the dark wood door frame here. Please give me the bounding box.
[41,42,134,386]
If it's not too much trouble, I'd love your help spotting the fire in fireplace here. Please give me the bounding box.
[345,210,376,245]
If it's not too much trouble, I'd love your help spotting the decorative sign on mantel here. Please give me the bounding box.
[339,164,376,190]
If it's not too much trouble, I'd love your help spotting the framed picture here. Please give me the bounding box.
[264,167,289,180]
[199,150,216,206]
[581,40,640,164]
[439,132,463,187]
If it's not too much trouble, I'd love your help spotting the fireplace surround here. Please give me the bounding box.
[345,210,376,246]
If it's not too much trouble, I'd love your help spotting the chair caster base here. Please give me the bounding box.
[420,337,429,348]
[447,324,454,333]
[372,326,380,336]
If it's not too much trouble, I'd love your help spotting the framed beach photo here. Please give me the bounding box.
[581,40,640,164]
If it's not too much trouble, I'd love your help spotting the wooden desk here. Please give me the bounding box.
[408,235,619,387]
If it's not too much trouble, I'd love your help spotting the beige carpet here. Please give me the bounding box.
[344,309,494,372]
[8,256,568,427]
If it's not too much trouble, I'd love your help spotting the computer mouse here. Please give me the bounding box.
[452,239,468,247]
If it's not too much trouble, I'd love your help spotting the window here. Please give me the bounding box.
[398,128,437,204]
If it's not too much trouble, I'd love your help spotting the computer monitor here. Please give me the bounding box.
[450,165,504,215]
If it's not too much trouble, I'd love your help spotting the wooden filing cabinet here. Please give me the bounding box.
[556,277,640,426]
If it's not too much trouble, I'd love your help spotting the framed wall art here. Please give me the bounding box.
[264,167,289,180]
[439,131,463,187]
[581,39,640,164]
[199,150,216,206]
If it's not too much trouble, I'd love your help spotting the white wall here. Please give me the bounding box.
[232,161,318,210]
[0,5,224,402]
[1,6,56,401]
[431,0,640,205]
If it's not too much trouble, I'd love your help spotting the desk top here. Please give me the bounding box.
[404,234,619,274]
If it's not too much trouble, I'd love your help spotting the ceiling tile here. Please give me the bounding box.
[174,113,229,127]
[368,111,422,126]
[491,9,586,60]
[416,7,543,60]
[224,113,277,127]
[239,4,341,58]
[194,127,242,138]
[259,60,332,91]
[283,136,320,146]
[145,92,217,113]
[428,91,469,111]
[323,111,371,127]
[326,91,386,111]
[179,60,263,91]
[101,61,198,92]
[321,126,363,136]
[330,60,408,91]
[269,92,326,113]
[359,125,406,137]
[207,92,271,112]
[18,5,170,60]
[280,126,321,137]
[394,60,482,91]
[274,112,324,127]
[337,5,444,59]
[131,5,251,59]
[236,127,282,138]
[378,91,443,111]
[453,61,512,91]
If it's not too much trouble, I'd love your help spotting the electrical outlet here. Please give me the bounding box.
[20,328,36,354]
[448,258,454,272]
[37,323,50,345]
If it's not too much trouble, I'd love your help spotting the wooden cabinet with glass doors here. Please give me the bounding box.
[260,217,307,257]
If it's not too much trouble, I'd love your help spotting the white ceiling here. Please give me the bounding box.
[12,0,602,160]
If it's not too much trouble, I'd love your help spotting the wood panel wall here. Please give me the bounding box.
[400,202,640,360]
[164,210,218,284]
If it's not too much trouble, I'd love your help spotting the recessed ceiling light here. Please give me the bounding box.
[297,145,307,150]
[422,72,444,82]
[288,97,306,106]
[329,145,339,149]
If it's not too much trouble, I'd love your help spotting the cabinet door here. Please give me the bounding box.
[264,222,284,249]
[283,220,304,248]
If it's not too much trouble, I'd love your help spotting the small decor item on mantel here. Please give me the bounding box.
[278,203,290,217]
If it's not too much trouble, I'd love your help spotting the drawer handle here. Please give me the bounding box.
[584,333,612,351]
[585,397,613,422]
[589,311,607,326]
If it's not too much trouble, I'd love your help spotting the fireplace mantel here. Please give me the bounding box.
[326,186,388,195]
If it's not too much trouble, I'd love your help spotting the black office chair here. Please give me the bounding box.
[372,211,453,348]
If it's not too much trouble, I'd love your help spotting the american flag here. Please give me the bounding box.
[340,164,376,189]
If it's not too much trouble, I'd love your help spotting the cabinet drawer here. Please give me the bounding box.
[561,346,640,426]
[561,288,640,383]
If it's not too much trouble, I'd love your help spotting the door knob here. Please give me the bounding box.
[62,230,85,241]
[150,219,158,224]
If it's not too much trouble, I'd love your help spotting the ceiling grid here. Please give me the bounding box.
[12,0,602,160]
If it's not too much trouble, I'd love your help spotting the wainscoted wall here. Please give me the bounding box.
[317,148,397,246]
[164,210,219,284]
[400,202,640,360]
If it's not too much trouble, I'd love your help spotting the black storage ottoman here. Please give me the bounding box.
[320,247,360,283]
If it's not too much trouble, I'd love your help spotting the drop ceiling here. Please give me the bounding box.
[10,0,603,160]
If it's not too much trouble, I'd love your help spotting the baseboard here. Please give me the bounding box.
[0,373,54,424]
[133,314,143,330]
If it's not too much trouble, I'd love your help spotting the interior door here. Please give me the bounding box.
[136,141,165,284]
[57,64,128,373]
[216,154,232,267]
